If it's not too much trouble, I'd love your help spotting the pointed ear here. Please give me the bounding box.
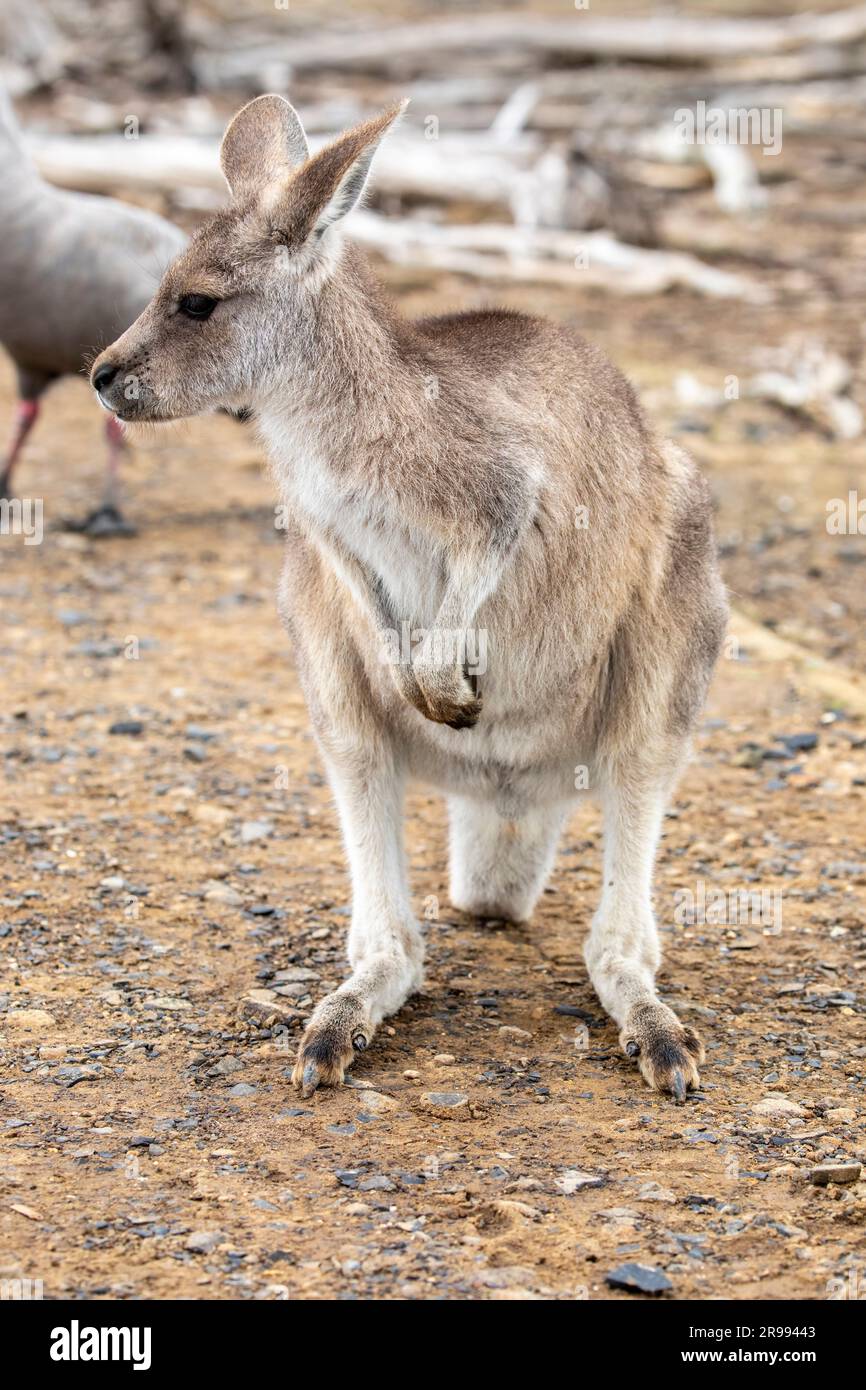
[285,100,408,242]
[220,94,310,201]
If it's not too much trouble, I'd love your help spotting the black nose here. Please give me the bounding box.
[92,363,118,393]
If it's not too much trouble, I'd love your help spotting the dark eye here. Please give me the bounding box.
[178,294,218,320]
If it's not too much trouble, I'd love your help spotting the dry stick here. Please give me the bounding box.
[730,608,866,717]
[349,212,770,302]
[26,130,541,208]
[195,5,866,74]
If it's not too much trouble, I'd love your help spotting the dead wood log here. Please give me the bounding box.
[193,7,866,80]
[350,212,770,301]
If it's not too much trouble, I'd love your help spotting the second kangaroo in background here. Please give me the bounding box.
[91,96,728,1102]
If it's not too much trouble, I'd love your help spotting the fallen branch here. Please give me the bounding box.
[675,339,862,439]
[194,6,866,80]
[25,128,769,301]
[26,128,628,231]
[27,129,545,215]
[350,212,771,301]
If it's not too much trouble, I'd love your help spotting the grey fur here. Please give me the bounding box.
[91,97,728,1099]
[0,89,186,514]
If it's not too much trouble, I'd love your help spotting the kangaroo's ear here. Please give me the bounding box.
[284,100,408,243]
[221,94,310,200]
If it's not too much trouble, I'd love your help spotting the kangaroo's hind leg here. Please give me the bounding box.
[583,748,704,1100]
[448,797,565,923]
[292,735,424,1096]
[284,557,424,1097]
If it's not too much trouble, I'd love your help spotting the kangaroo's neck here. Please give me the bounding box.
[259,242,427,484]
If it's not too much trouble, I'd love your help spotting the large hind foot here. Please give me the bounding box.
[291,991,374,1098]
[620,1002,704,1101]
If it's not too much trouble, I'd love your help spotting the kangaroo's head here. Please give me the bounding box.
[90,96,406,421]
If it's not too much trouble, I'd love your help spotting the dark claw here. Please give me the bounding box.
[671,1069,687,1104]
[625,1040,640,1057]
[352,1032,368,1052]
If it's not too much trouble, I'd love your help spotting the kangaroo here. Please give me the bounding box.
[0,86,186,533]
[91,96,728,1101]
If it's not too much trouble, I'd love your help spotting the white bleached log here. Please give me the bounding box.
[27,129,543,211]
[194,7,866,80]
[350,212,770,302]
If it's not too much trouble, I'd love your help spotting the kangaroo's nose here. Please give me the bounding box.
[92,363,119,393]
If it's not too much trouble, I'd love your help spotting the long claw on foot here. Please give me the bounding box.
[291,991,374,1096]
[620,1004,704,1098]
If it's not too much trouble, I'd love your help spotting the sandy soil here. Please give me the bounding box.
[1,254,865,1302]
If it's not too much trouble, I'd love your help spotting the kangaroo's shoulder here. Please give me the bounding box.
[412,306,572,363]
[411,305,629,386]
[414,305,539,341]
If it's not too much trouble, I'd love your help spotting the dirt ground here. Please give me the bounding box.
[2,242,866,1301]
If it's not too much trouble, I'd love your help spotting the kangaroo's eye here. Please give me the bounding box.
[178,294,218,320]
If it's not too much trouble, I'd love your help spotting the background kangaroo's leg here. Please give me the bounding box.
[292,740,423,1097]
[448,797,565,923]
[0,396,42,498]
[583,754,704,1101]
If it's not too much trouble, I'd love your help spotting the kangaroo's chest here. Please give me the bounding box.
[274,432,441,624]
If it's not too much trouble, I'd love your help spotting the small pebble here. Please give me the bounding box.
[605,1263,672,1296]
[420,1091,468,1115]
[186,1231,222,1254]
[810,1163,861,1186]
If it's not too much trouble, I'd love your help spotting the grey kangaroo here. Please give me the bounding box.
[91,97,728,1101]
[0,87,186,533]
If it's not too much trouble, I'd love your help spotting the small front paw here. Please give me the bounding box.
[409,660,482,729]
[620,1003,704,1102]
[292,991,373,1098]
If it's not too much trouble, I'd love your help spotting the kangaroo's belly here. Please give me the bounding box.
[279,515,609,812]
[402,714,593,810]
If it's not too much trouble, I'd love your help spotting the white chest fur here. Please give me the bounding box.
[262,411,441,625]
